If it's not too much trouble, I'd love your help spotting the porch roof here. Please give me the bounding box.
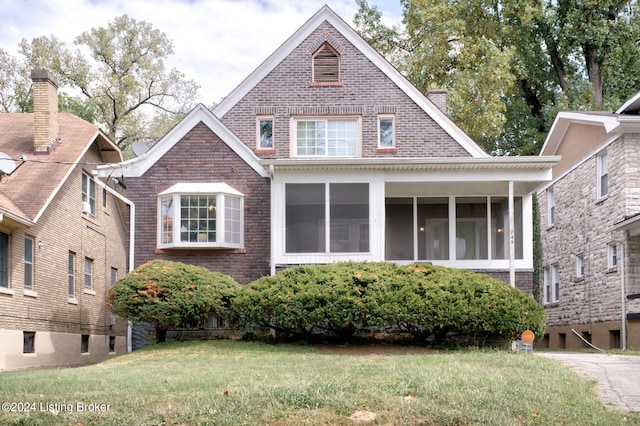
[261,156,560,194]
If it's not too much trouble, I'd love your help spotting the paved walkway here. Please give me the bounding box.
[536,352,640,412]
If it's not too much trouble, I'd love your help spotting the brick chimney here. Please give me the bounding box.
[31,69,60,154]
[427,90,447,113]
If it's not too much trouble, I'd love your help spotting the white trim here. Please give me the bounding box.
[290,116,361,158]
[616,90,640,114]
[213,5,489,158]
[158,182,244,197]
[96,105,269,179]
[540,111,622,157]
[377,114,395,149]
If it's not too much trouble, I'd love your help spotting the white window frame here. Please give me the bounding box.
[157,183,244,249]
[82,172,96,216]
[0,231,8,289]
[68,252,75,298]
[111,267,118,286]
[608,242,618,269]
[547,187,554,227]
[291,116,360,158]
[84,257,93,290]
[257,116,274,149]
[576,254,584,279]
[24,236,34,291]
[597,150,608,199]
[544,264,559,304]
[378,115,395,148]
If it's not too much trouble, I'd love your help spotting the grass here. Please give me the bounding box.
[0,340,638,425]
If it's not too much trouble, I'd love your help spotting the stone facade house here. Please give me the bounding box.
[0,70,131,370]
[538,94,640,350]
[97,7,557,298]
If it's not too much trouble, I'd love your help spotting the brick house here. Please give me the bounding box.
[0,70,131,370]
[97,6,557,293]
[537,94,640,350]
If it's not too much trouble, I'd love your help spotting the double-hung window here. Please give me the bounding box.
[597,150,608,198]
[294,118,359,157]
[82,172,96,216]
[68,252,75,298]
[576,254,584,280]
[158,183,244,249]
[0,232,8,288]
[608,243,618,269]
[547,187,555,227]
[84,257,93,290]
[24,236,34,291]
[544,264,559,304]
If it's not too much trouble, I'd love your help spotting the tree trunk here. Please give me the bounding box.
[584,44,603,107]
[155,325,167,343]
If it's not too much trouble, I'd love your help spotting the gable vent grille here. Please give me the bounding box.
[313,43,340,83]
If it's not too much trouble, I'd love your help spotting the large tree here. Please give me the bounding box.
[18,15,200,154]
[354,0,640,155]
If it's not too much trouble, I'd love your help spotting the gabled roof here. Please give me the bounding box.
[213,5,489,158]
[95,104,269,178]
[616,90,640,114]
[0,113,121,224]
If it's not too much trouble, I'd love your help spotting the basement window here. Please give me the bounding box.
[157,183,244,249]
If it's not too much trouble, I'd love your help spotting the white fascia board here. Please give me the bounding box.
[158,182,244,197]
[213,5,489,158]
[96,104,269,179]
[616,90,640,114]
[540,112,621,156]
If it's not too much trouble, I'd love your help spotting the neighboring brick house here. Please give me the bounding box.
[0,70,131,370]
[537,95,640,350]
[97,6,557,293]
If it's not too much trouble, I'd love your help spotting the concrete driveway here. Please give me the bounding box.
[537,352,640,412]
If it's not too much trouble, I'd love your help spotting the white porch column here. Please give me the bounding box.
[509,181,515,287]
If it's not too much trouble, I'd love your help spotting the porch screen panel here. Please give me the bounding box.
[385,198,413,260]
[330,183,369,252]
[286,184,325,253]
[491,197,523,259]
[456,197,488,260]
[418,197,449,260]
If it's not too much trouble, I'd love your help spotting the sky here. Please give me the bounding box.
[0,0,403,105]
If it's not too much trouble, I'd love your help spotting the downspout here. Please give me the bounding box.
[621,235,627,351]
[94,176,135,352]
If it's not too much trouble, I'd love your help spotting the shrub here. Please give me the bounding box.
[236,262,546,346]
[108,260,240,343]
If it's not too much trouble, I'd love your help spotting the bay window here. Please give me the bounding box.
[158,183,244,249]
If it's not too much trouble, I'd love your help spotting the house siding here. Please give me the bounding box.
[0,145,128,370]
[539,131,640,349]
[126,122,271,284]
[220,22,470,160]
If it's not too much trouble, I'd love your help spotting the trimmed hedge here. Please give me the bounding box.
[235,262,545,345]
[108,259,240,342]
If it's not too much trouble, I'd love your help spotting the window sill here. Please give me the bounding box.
[155,247,246,255]
[309,81,342,87]
[84,289,96,296]
[254,148,276,155]
[23,290,38,298]
[574,276,584,283]
[0,287,14,296]
[606,266,619,274]
[543,301,560,307]
[68,297,79,305]
[376,147,398,154]
[627,293,640,300]
[595,195,608,205]
[546,224,555,231]
[23,353,36,357]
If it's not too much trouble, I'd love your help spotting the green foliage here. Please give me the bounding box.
[108,260,239,342]
[236,262,546,345]
[355,0,640,155]
[16,15,199,153]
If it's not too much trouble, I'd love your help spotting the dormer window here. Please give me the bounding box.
[312,43,340,84]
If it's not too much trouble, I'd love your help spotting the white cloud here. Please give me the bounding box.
[0,0,402,105]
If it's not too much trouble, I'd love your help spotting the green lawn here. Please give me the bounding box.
[0,340,638,425]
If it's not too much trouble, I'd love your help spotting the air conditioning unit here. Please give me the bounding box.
[82,201,91,214]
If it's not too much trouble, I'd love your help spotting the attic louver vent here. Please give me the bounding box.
[313,43,340,83]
